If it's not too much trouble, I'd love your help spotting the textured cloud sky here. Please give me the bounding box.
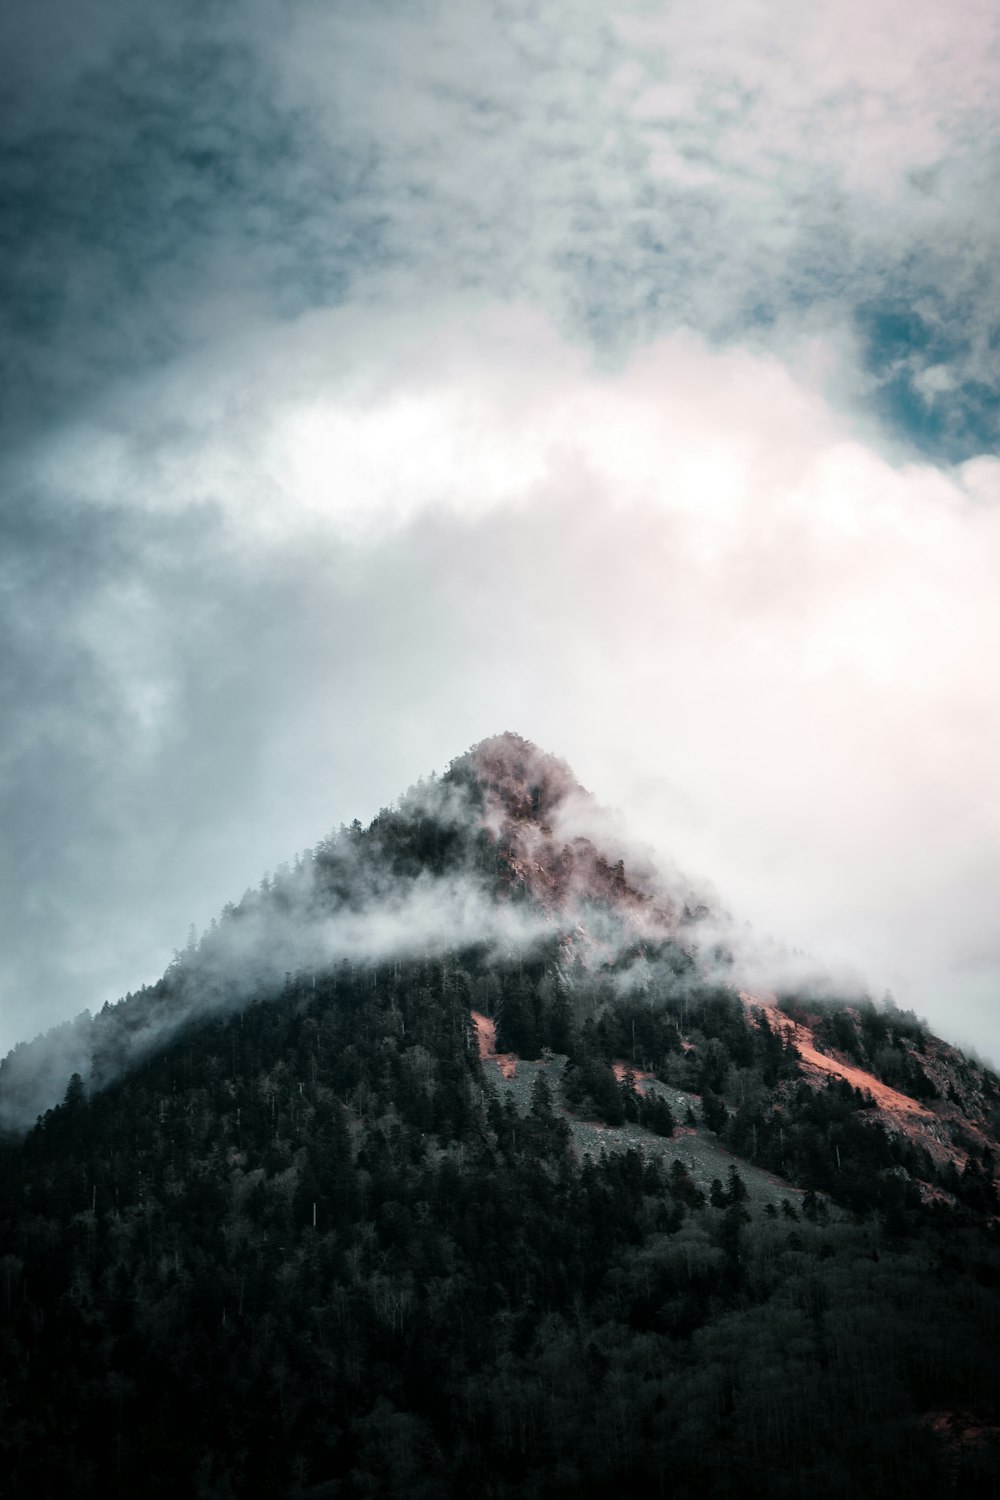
[2,0,999,1058]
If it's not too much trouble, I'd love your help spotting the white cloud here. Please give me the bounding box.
[617,0,1000,188]
[3,0,1000,1066]
[15,304,1000,1058]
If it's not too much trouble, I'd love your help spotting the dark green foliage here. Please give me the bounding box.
[1,950,999,1498]
[587,990,683,1075]
[701,1087,728,1134]
[637,1089,675,1138]
[563,1056,625,1125]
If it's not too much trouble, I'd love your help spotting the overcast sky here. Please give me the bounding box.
[2,0,999,1060]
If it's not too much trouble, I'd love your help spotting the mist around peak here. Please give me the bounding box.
[0,738,708,1129]
[2,734,989,1145]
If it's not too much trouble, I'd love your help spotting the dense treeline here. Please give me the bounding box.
[2,945,1000,1499]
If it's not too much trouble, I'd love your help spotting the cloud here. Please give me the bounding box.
[1,0,999,1067]
[1,764,681,1129]
[273,0,999,453]
[2,0,997,457]
[3,305,1000,1062]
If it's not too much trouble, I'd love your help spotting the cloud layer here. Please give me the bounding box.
[1,0,999,1059]
[3,0,997,455]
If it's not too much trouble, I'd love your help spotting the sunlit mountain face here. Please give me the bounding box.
[1,734,998,1498]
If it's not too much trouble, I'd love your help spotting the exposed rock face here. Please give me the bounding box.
[463,731,688,933]
[461,737,1000,1202]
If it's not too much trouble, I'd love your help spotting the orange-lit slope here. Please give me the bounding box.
[742,992,932,1119]
[471,1010,518,1080]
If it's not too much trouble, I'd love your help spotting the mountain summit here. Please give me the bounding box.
[0,732,699,1130]
[459,731,697,927]
[1,736,999,1497]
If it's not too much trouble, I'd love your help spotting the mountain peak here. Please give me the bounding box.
[452,733,685,926]
[3,735,1000,1497]
[462,731,585,826]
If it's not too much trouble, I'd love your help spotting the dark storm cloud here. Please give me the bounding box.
[2,0,997,457]
[0,1,384,444]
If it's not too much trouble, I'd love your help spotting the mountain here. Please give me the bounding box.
[1,732,999,1499]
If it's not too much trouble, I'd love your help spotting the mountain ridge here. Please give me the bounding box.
[2,732,1000,1496]
[3,730,996,1213]
[0,731,703,1130]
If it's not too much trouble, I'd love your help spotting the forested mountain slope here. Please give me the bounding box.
[1,734,998,1498]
